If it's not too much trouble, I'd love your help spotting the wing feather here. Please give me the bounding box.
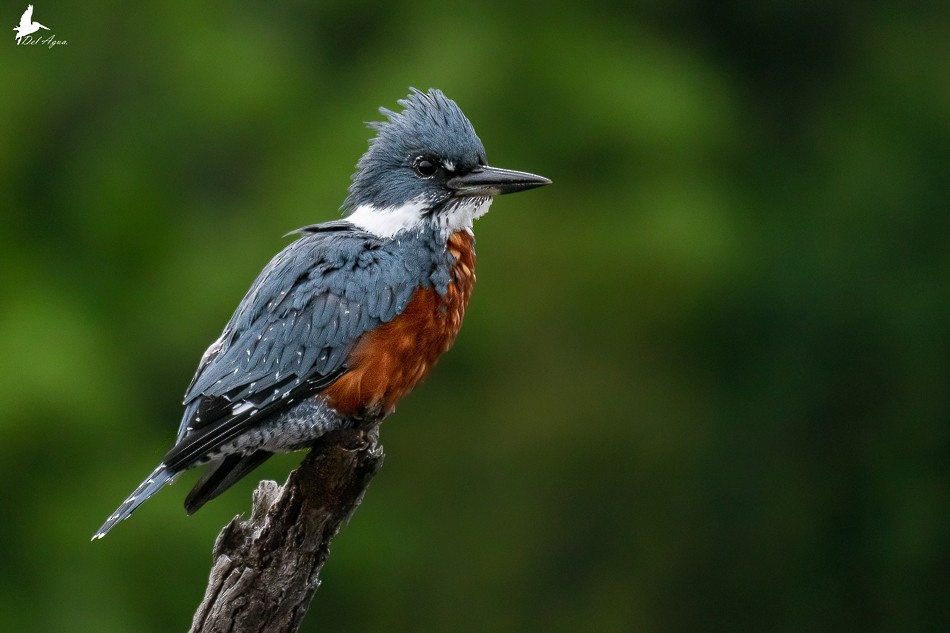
[169,222,422,468]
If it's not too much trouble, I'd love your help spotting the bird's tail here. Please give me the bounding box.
[183,450,274,515]
[92,464,177,540]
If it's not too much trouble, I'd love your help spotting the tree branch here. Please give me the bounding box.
[188,423,384,633]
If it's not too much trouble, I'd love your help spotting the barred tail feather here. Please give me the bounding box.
[92,464,177,540]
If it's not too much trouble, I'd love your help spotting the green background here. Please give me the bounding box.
[3,2,948,631]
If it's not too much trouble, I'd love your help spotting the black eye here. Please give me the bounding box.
[413,156,438,177]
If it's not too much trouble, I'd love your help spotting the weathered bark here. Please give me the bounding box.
[188,424,384,633]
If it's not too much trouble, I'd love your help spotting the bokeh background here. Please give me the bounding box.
[2,1,948,631]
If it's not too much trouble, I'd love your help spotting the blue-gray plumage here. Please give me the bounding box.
[344,90,486,211]
[93,89,550,540]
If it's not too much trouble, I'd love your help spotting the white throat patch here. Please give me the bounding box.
[347,196,493,238]
[435,196,492,235]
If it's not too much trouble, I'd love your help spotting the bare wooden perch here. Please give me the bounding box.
[188,424,384,633]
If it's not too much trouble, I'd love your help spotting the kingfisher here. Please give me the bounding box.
[93,88,550,539]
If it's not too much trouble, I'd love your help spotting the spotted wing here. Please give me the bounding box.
[162,222,419,471]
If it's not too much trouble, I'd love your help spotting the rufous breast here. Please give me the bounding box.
[322,230,476,416]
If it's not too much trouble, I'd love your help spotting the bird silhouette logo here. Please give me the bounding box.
[13,5,49,44]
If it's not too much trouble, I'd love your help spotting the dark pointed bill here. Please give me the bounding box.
[447,165,552,196]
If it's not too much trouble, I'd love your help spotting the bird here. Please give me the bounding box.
[93,88,550,539]
[13,5,49,43]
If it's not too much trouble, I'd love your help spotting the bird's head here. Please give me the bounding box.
[343,89,550,238]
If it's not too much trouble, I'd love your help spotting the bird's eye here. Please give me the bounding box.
[413,156,438,178]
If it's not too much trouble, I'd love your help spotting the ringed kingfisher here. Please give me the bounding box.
[93,88,550,539]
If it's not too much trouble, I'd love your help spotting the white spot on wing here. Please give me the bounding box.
[232,402,255,415]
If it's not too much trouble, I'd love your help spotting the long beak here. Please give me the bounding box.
[446,165,551,197]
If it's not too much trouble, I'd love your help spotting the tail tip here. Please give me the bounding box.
[91,464,175,542]
[91,512,124,541]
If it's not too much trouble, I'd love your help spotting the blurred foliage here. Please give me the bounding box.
[2,1,949,631]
